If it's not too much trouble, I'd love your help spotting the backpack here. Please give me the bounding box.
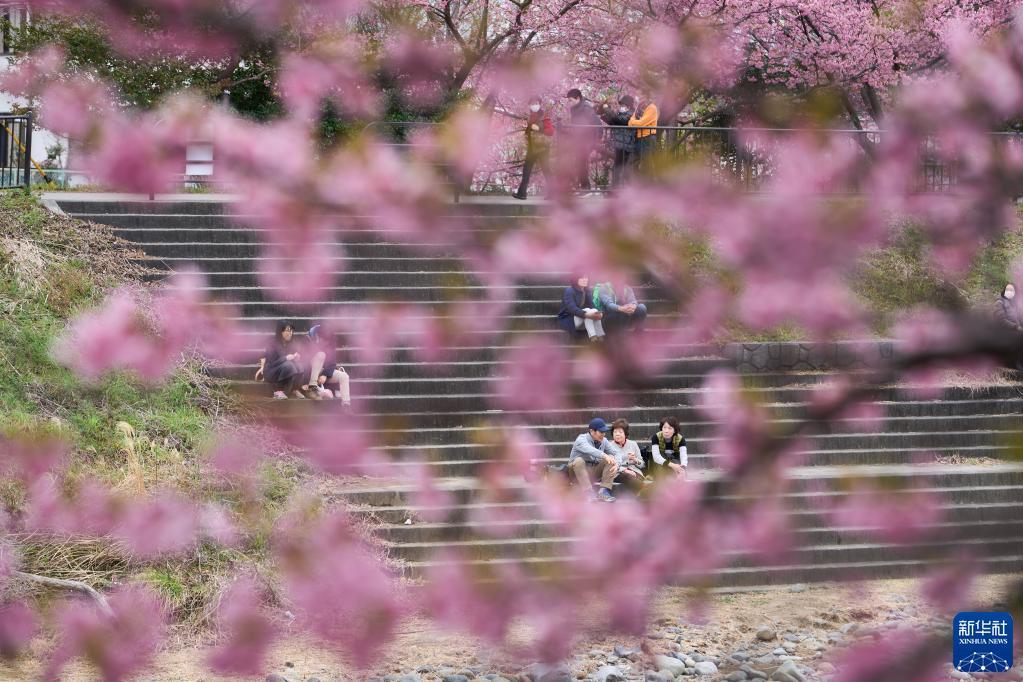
[592,283,612,311]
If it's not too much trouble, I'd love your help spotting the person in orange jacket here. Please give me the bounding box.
[513,96,555,200]
[628,96,659,167]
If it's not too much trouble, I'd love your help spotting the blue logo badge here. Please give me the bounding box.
[953,612,1013,673]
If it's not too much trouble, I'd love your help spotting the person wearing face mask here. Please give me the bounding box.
[995,283,1023,371]
[513,96,554,200]
[629,95,659,167]
[600,95,637,187]
[564,88,603,193]
[996,283,1021,330]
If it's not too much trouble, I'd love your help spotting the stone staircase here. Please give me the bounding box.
[52,194,1023,588]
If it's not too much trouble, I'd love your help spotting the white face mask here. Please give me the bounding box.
[530,104,540,112]
[1007,289,1016,299]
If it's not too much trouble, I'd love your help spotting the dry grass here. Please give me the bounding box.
[9,534,134,593]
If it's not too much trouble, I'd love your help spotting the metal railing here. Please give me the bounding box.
[553,124,997,194]
[0,112,32,189]
[363,120,464,202]
[366,120,1023,196]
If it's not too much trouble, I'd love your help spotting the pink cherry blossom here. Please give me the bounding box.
[206,576,278,675]
[44,584,166,682]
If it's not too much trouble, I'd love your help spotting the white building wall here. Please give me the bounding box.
[0,3,71,182]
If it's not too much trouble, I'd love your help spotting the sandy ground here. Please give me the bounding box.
[2,574,1018,681]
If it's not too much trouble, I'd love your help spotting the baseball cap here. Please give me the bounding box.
[588,417,611,432]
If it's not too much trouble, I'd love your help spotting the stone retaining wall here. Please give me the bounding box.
[723,341,896,373]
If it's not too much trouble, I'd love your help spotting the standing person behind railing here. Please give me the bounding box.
[513,96,555,200]
[629,96,659,167]
[565,88,603,194]
[600,95,637,187]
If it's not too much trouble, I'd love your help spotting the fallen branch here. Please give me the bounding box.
[14,570,114,617]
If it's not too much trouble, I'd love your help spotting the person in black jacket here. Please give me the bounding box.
[600,95,637,187]
[255,320,311,399]
[995,284,1023,371]
[996,284,1021,330]
[556,274,605,341]
[565,88,603,192]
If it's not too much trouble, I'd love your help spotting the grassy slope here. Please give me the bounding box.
[854,219,1023,333]
[0,192,253,624]
[0,192,219,475]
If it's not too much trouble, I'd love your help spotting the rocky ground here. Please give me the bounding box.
[3,575,1020,681]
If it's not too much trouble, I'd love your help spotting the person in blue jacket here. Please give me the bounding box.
[593,279,648,333]
[556,274,605,341]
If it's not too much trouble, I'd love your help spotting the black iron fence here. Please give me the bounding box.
[0,113,33,189]
[554,124,1011,194]
[366,120,1023,196]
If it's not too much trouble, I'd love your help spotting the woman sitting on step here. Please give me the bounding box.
[307,324,352,406]
[255,320,313,400]
[647,416,688,480]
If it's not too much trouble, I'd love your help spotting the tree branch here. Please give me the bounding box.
[14,570,114,617]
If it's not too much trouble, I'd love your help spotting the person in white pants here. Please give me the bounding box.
[557,274,605,341]
[307,325,351,406]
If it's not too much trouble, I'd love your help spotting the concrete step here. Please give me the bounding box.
[90,214,530,231]
[236,383,1023,413]
[333,464,1023,508]
[224,370,837,395]
[398,547,1023,586]
[158,283,665,304]
[204,299,669,319]
[348,483,1023,525]
[713,554,1023,587]
[218,355,730,380]
[384,527,1023,564]
[133,255,472,273]
[57,198,542,217]
[373,446,1017,478]
[266,408,1023,450]
[150,270,495,288]
[128,242,526,260]
[335,397,1023,428]
[373,501,1023,543]
[111,226,518,242]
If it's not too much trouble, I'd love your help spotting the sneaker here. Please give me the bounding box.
[273,391,288,400]
[334,390,345,400]
[314,385,333,399]
[597,488,616,502]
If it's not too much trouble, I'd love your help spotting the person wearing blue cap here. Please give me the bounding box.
[306,324,351,406]
[567,417,619,502]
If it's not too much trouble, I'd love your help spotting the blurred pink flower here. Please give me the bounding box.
[494,336,571,414]
[206,576,278,675]
[44,584,166,682]
[277,512,404,669]
[0,601,36,659]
